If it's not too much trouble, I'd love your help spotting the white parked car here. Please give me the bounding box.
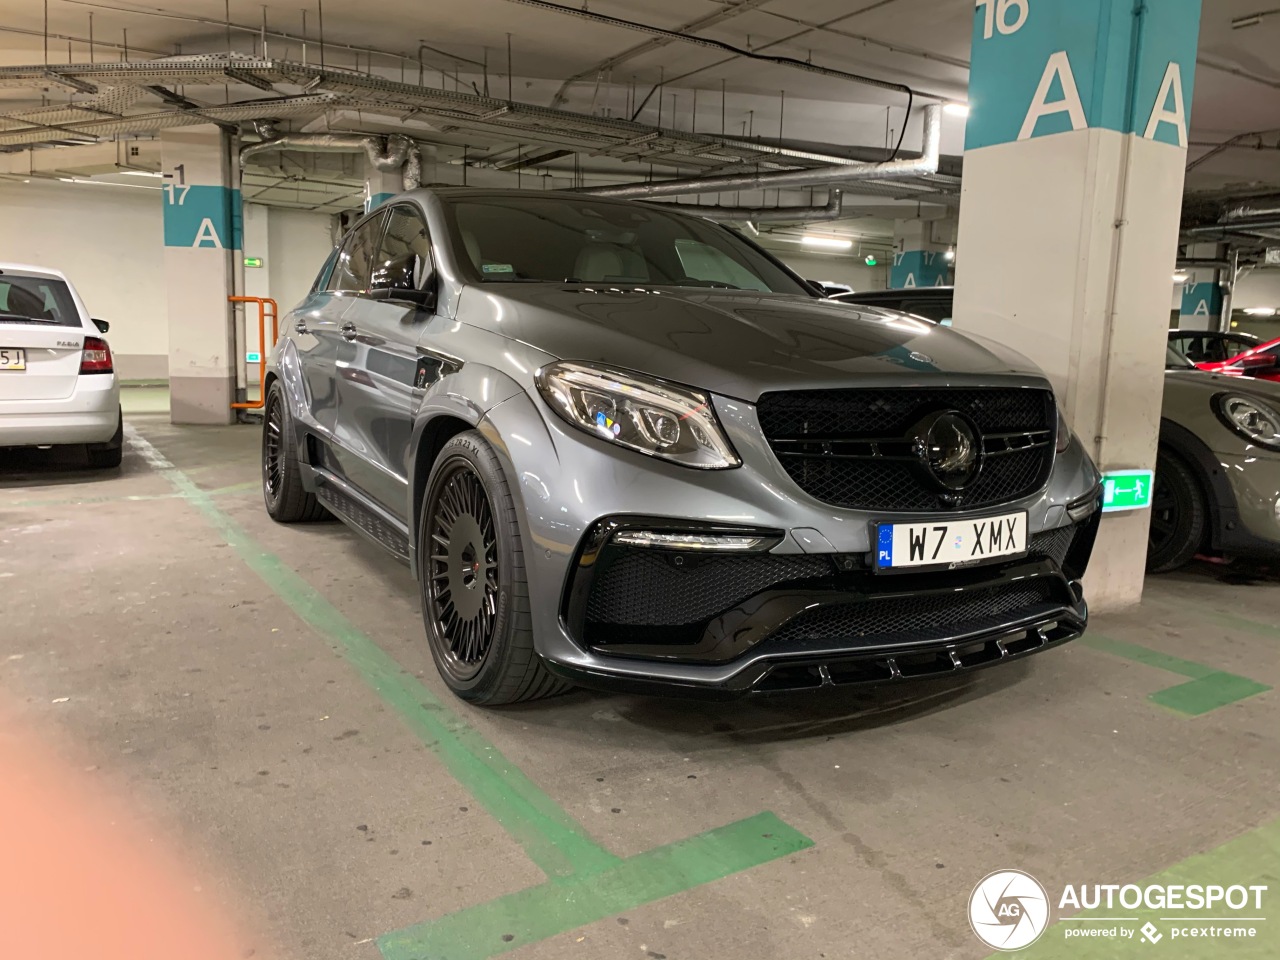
[0,263,122,468]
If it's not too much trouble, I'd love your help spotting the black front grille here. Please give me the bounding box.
[1029,524,1077,567]
[757,387,1055,512]
[767,580,1062,651]
[586,550,829,627]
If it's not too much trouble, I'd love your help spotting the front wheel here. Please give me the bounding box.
[418,431,570,705]
[1147,450,1207,573]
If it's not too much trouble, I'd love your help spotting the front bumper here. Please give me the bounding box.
[480,385,1102,698]
[545,510,1096,698]
[1215,451,1280,561]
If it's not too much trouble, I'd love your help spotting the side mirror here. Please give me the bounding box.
[369,267,438,312]
[92,319,109,333]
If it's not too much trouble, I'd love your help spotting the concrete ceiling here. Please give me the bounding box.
[0,0,1276,225]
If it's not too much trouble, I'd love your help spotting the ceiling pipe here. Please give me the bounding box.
[643,189,842,223]
[239,132,418,189]
[1222,198,1280,221]
[579,104,941,200]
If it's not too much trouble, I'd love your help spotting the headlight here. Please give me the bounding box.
[1055,403,1072,453]
[1214,393,1280,451]
[535,361,741,469]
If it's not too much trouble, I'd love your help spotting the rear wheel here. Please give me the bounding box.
[1147,450,1207,573]
[419,431,570,705]
[262,380,328,522]
[85,407,123,469]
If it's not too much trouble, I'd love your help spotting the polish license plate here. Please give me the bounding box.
[0,348,26,370]
[874,511,1027,571]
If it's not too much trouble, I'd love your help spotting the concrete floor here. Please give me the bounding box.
[1,396,1277,960]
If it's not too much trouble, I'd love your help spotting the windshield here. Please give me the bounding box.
[0,274,79,326]
[446,195,810,294]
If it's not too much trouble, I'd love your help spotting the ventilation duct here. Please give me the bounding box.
[579,105,941,200]
[239,131,418,190]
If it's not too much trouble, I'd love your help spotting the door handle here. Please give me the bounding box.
[294,320,308,335]
[340,322,358,341]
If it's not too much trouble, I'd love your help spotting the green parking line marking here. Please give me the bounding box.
[985,817,1280,959]
[380,813,811,960]
[3,480,258,508]
[124,426,813,957]
[1081,635,1270,716]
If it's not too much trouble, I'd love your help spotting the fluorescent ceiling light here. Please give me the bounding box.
[1172,272,1190,283]
[943,248,956,261]
[944,102,970,117]
[801,235,853,250]
[119,169,163,178]
[1244,306,1277,316]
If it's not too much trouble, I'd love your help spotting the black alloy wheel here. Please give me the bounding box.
[264,390,285,503]
[261,380,328,522]
[425,457,501,679]
[1147,450,1206,573]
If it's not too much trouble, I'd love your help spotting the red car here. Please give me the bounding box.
[1192,336,1280,382]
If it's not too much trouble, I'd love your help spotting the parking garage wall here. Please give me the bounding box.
[0,178,167,380]
[0,181,332,382]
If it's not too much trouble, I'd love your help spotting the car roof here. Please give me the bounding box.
[0,262,70,282]
[1167,329,1258,340]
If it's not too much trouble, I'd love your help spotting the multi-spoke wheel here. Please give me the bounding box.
[1147,449,1206,573]
[418,431,571,704]
[425,460,500,679]
[261,380,328,522]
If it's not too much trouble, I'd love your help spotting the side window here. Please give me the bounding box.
[312,246,341,293]
[374,205,433,290]
[673,238,769,292]
[326,211,387,293]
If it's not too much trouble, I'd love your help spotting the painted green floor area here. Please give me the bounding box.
[1,414,1276,960]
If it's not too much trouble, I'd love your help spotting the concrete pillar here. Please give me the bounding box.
[241,203,271,391]
[161,125,242,424]
[952,0,1202,610]
[364,162,400,213]
[1177,242,1225,330]
[891,219,956,288]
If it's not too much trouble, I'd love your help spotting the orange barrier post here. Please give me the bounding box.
[228,296,279,410]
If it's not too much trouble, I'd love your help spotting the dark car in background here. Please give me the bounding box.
[1167,329,1259,365]
[261,190,1103,704]
[835,287,1280,571]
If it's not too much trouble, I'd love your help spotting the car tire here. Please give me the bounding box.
[262,380,328,522]
[418,430,571,705]
[85,407,123,469]
[1147,449,1207,573]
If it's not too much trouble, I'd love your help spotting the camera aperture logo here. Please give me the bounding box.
[969,869,1051,951]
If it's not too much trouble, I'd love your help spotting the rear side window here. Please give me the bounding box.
[326,211,387,293]
[0,275,79,326]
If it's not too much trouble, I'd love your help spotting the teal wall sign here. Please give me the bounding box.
[1102,469,1155,512]
[966,0,1203,151]
[1179,282,1222,320]
[162,184,243,249]
[890,250,950,289]
[366,191,396,213]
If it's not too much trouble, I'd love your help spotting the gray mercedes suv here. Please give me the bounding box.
[261,189,1102,704]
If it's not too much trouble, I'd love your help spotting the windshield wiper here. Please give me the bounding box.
[0,314,58,324]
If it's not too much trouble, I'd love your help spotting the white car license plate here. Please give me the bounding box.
[0,347,25,370]
[874,512,1027,571]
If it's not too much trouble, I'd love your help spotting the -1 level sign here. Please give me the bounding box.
[1102,469,1154,512]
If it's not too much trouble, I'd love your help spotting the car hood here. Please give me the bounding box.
[1164,367,1280,404]
[466,286,1051,401]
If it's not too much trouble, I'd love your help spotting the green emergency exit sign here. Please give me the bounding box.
[1102,469,1154,512]
[243,256,263,268]
[246,351,261,363]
